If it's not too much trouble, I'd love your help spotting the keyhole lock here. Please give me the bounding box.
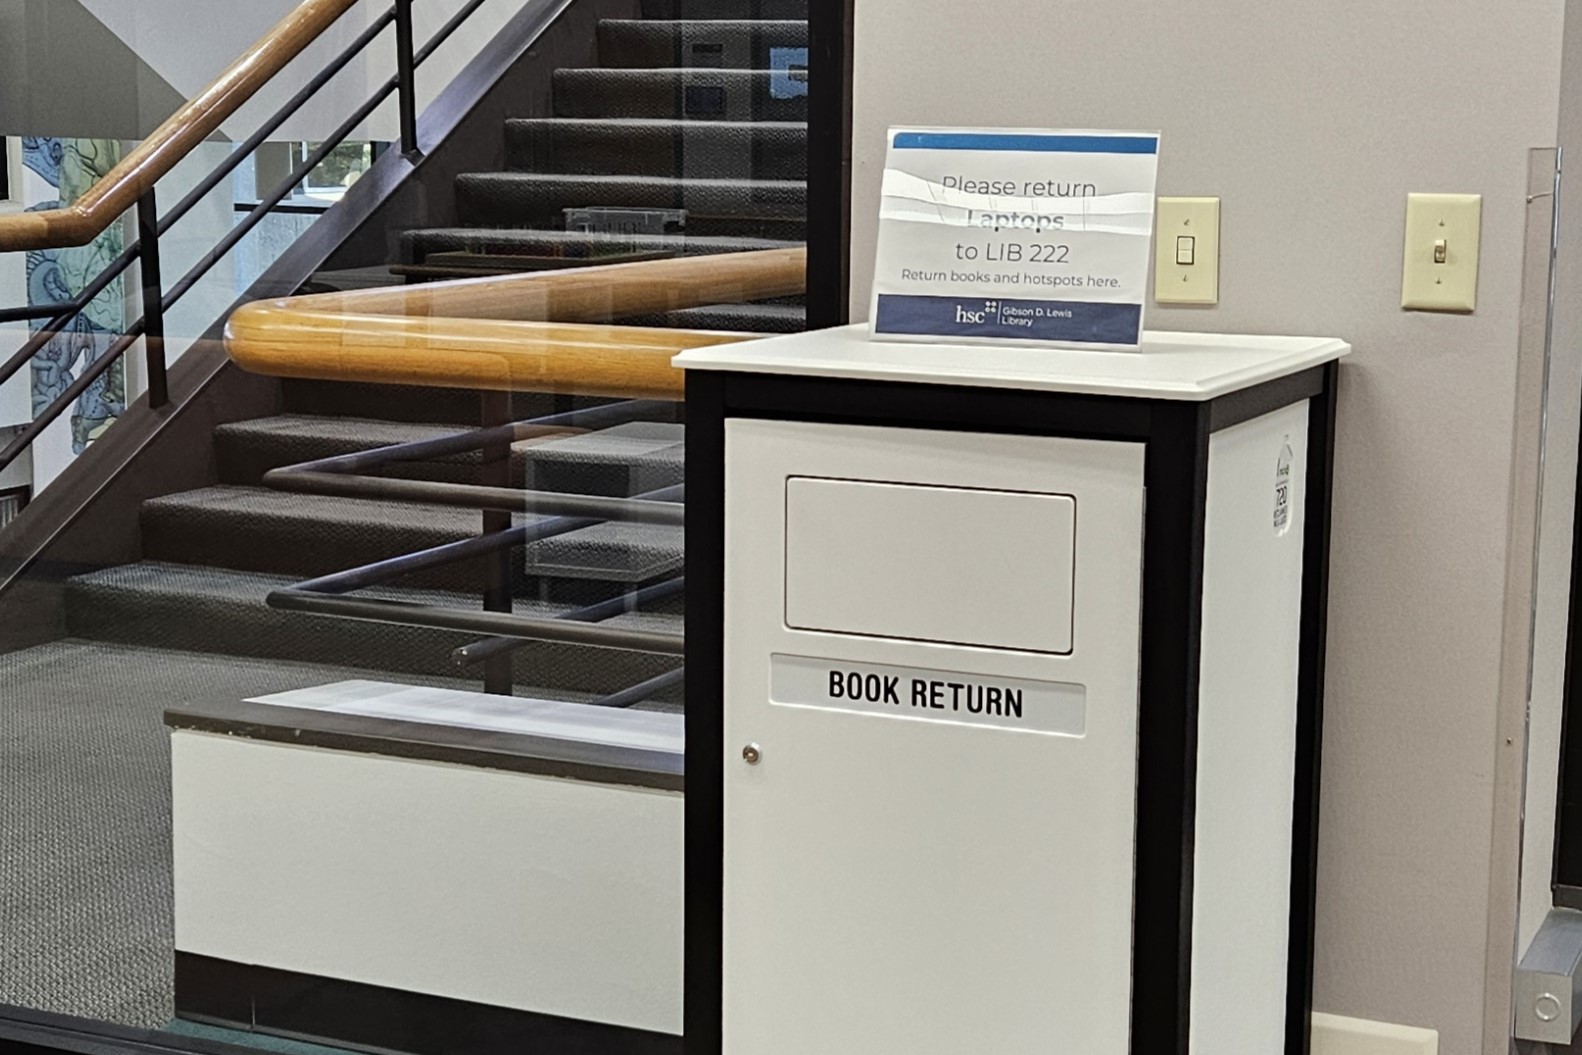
[742,743,762,765]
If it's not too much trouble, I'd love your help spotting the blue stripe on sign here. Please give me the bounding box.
[892,132,1158,155]
[875,294,1142,345]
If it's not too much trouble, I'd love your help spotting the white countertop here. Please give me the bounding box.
[674,324,1349,401]
[247,680,684,753]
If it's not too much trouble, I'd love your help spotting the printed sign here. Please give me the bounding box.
[769,654,1086,736]
[869,127,1160,348]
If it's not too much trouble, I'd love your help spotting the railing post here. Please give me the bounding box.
[394,0,419,155]
[481,390,513,696]
[137,189,168,410]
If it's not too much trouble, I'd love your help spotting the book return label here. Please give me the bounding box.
[769,653,1086,736]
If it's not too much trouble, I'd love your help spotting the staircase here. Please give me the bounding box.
[62,390,688,705]
[51,0,811,710]
[399,0,809,333]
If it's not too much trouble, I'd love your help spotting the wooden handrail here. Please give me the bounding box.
[229,313,745,400]
[272,246,808,320]
[0,0,361,253]
[226,247,807,399]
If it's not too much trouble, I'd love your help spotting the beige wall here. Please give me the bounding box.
[850,3,1567,1051]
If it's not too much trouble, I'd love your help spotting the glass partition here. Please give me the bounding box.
[0,0,846,1052]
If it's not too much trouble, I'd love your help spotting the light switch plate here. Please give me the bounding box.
[1155,196,1220,305]
[1401,193,1481,312]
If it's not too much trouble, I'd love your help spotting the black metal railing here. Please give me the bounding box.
[0,0,488,478]
[0,0,690,703]
[262,400,687,705]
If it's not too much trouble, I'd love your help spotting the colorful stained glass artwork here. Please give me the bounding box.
[22,138,126,454]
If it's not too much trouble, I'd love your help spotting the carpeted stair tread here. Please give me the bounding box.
[553,67,807,122]
[453,171,806,238]
[504,117,806,179]
[219,418,689,499]
[597,19,809,69]
[62,562,683,695]
[604,608,685,633]
[216,415,506,486]
[400,227,801,269]
[141,485,506,584]
[631,300,805,333]
[140,485,683,598]
[525,520,684,583]
[212,413,630,487]
[279,381,647,426]
[525,421,685,497]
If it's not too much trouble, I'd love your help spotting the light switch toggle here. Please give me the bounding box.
[1176,236,1196,266]
[1433,239,1448,265]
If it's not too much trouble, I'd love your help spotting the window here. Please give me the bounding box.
[0,483,27,528]
[298,140,375,201]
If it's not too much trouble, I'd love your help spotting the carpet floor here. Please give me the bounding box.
[0,639,475,1031]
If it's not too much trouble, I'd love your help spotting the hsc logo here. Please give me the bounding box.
[954,300,1000,325]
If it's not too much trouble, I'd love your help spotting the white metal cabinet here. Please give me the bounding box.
[721,419,1145,1055]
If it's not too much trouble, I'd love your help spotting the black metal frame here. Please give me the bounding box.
[806,0,854,329]
[0,1006,271,1055]
[173,955,682,1055]
[682,365,1338,1055]
[0,0,482,477]
[1550,372,1582,900]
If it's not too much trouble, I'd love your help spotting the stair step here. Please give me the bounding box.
[525,520,684,583]
[553,68,807,122]
[63,562,683,696]
[526,421,685,497]
[214,413,671,489]
[280,381,664,427]
[277,382,549,425]
[505,118,806,180]
[400,227,799,268]
[141,485,501,592]
[453,171,806,239]
[641,0,808,18]
[597,19,808,69]
[139,485,684,599]
[216,415,502,487]
[628,301,805,333]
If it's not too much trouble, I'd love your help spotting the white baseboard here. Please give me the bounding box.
[1312,1012,1438,1055]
